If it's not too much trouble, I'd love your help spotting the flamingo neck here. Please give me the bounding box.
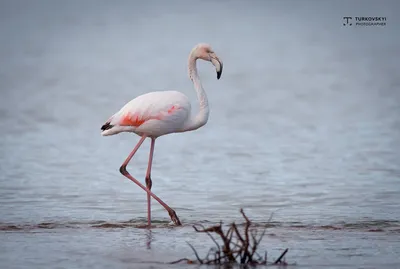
[182,54,209,132]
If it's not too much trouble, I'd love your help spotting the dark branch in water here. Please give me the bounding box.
[186,242,203,264]
[170,208,289,266]
[274,248,289,264]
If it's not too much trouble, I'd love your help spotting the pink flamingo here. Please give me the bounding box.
[101,43,223,227]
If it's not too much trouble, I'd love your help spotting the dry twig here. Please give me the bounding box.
[170,209,289,266]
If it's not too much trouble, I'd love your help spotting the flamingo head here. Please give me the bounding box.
[192,43,223,79]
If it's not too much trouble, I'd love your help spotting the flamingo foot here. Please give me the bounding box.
[168,209,182,226]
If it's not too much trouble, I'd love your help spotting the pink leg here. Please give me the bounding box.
[145,138,155,227]
[119,136,181,226]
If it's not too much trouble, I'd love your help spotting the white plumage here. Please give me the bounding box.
[101,91,191,137]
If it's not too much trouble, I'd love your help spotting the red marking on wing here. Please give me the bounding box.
[120,113,146,127]
[119,105,179,127]
[167,105,177,114]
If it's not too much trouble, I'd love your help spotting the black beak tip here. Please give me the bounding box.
[217,71,222,80]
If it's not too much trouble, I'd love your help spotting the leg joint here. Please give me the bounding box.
[145,175,152,190]
[119,165,128,175]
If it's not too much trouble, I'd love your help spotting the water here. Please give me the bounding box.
[1,0,400,268]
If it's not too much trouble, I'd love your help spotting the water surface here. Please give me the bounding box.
[1,1,400,268]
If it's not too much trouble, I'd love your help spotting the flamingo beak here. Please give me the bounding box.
[211,55,223,80]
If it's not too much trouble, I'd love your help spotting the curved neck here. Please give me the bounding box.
[182,54,209,132]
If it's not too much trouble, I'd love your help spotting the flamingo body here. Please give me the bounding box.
[101,90,191,137]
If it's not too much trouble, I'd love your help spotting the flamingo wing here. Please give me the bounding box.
[102,91,191,137]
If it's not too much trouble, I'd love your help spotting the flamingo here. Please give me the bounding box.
[100,43,223,227]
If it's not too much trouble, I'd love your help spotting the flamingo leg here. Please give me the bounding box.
[145,138,155,227]
[119,135,181,226]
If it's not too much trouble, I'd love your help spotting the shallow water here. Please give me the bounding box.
[1,0,400,268]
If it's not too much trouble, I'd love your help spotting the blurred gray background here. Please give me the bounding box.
[0,1,399,268]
